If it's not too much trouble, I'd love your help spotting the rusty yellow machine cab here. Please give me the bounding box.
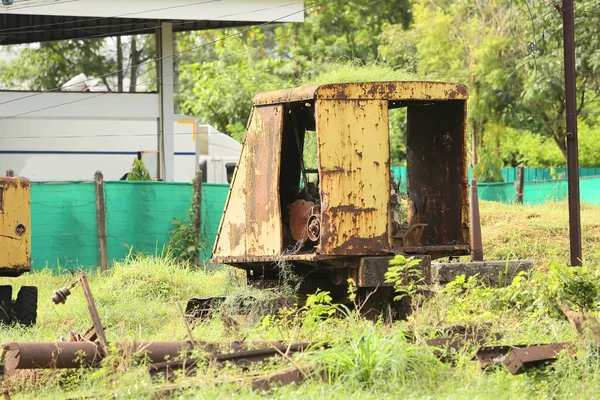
[0,176,31,277]
[0,175,38,326]
[212,81,470,271]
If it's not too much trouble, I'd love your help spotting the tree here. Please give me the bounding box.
[379,0,600,164]
[176,0,412,141]
[0,35,155,92]
[379,0,522,166]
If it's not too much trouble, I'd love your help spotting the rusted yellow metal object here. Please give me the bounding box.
[214,105,284,257]
[212,81,470,270]
[316,99,391,255]
[0,177,31,276]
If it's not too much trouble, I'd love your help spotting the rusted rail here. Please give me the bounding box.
[1,340,320,376]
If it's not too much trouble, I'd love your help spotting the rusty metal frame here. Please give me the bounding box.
[212,81,471,268]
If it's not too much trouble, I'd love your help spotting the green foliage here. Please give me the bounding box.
[439,263,600,320]
[168,217,207,264]
[258,289,339,336]
[0,35,154,91]
[313,323,443,389]
[297,60,418,86]
[385,255,424,301]
[167,175,208,264]
[125,158,152,181]
[472,146,504,182]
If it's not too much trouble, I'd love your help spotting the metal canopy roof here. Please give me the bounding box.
[0,16,255,45]
[0,0,304,45]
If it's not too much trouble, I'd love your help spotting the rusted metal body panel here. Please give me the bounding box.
[213,105,284,260]
[316,99,391,255]
[406,101,469,247]
[0,177,31,276]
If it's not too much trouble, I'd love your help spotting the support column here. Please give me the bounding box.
[156,22,175,182]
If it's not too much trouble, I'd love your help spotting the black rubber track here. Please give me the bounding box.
[14,286,37,326]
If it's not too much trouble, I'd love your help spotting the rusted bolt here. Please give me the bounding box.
[566,131,574,138]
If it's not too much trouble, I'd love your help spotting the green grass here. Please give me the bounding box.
[3,202,600,399]
[296,60,419,86]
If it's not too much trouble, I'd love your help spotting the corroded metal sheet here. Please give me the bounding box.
[252,85,318,106]
[212,119,249,258]
[406,101,469,246]
[0,177,31,274]
[244,105,284,256]
[212,106,284,260]
[316,99,391,255]
[315,81,468,101]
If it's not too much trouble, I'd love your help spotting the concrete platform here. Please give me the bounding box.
[430,260,534,287]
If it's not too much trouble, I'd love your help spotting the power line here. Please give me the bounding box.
[0,0,324,108]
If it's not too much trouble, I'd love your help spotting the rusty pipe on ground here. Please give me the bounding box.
[2,341,197,373]
[470,178,483,261]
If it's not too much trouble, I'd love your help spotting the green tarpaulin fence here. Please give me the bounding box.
[30,174,600,271]
[31,181,229,271]
[391,166,600,185]
[476,175,600,205]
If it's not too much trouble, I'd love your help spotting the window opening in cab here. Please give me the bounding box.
[388,101,409,235]
[300,129,319,202]
[225,163,236,184]
[279,101,319,251]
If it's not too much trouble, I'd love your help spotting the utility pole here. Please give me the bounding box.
[561,0,582,266]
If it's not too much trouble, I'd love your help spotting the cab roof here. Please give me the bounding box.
[252,81,469,106]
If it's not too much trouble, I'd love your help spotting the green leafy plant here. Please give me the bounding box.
[168,217,208,264]
[385,255,424,301]
[126,158,152,181]
[472,145,504,183]
[313,324,444,388]
[167,174,208,265]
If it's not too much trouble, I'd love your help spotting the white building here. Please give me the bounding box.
[0,0,304,182]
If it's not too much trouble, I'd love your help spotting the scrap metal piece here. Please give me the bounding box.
[558,302,600,346]
[251,369,306,391]
[307,214,320,242]
[289,200,315,243]
[213,342,314,366]
[473,345,525,369]
[78,272,109,356]
[502,343,574,375]
[148,342,322,381]
[185,296,225,320]
[2,342,103,372]
[51,286,73,305]
[2,341,199,374]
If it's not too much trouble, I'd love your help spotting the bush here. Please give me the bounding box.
[472,146,504,182]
